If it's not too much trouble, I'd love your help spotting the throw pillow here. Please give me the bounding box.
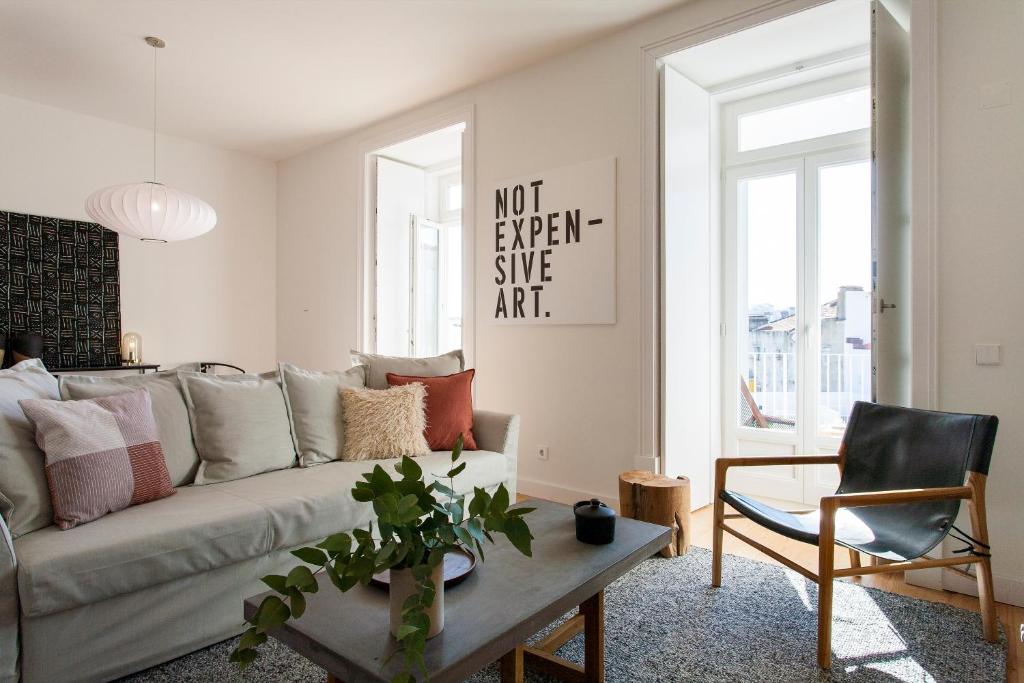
[0,359,59,537]
[279,363,366,467]
[19,389,175,530]
[179,371,297,484]
[386,369,477,451]
[340,384,430,461]
[59,364,201,486]
[350,349,464,390]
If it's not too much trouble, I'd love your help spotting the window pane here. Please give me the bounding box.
[414,226,440,357]
[739,172,798,431]
[818,160,872,438]
[739,88,870,152]
[446,184,462,211]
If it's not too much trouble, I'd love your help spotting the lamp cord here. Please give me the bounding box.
[152,43,157,183]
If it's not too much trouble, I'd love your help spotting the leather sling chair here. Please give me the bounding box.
[712,401,999,668]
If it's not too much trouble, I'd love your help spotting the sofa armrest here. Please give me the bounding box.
[473,411,520,499]
[0,515,19,683]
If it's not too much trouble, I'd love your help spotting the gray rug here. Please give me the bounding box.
[121,548,1005,682]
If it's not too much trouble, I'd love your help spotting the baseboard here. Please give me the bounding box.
[518,477,620,512]
[942,568,1024,608]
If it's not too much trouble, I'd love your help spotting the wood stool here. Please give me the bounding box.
[617,470,691,557]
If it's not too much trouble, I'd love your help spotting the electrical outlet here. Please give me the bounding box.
[537,445,550,461]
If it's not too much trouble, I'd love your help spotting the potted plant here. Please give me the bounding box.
[230,436,535,682]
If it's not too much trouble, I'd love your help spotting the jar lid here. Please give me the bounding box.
[574,498,615,520]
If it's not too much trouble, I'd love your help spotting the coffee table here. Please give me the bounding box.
[243,499,671,682]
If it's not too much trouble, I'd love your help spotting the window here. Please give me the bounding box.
[738,87,870,152]
[373,156,463,357]
[723,74,871,504]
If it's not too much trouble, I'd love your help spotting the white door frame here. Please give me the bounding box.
[639,0,938,476]
[356,105,476,368]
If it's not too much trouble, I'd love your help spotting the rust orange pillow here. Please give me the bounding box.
[386,369,477,451]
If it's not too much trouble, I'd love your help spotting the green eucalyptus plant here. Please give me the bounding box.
[230,435,535,682]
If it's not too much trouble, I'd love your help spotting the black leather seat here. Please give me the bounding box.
[721,401,997,561]
[713,401,1000,669]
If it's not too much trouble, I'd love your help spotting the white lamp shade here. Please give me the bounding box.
[85,182,217,242]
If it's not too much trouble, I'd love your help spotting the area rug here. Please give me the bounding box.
[121,547,1005,682]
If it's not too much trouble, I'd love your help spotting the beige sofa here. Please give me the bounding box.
[0,409,518,682]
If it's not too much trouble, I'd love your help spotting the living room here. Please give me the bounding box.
[0,0,1021,681]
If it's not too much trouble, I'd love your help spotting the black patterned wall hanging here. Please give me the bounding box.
[0,211,121,369]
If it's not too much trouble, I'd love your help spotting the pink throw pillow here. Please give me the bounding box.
[20,388,175,529]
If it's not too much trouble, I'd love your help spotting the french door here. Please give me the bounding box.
[724,147,871,505]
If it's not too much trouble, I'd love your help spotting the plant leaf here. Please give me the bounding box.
[395,624,419,640]
[491,485,510,514]
[398,455,422,481]
[317,533,352,555]
[451,433,464,461]
[432,481,455,498]
[255,595,290,630]
[445,462,466,479]
[291,547,328,566]
[238,627,267,651]
[507,507,536,517]
[286,565,317,591]
[504,516,534,557]
[230,646,257,668]
[260,574,288,594]
[288,587,306,618]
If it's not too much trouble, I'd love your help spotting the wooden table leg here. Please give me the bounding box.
[501,645,525,683]
[580,591,605,683]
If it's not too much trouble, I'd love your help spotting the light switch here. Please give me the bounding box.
[975,344,1001,366]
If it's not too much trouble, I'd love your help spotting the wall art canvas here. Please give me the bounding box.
[490,157,616,325]
[0,211,121,368]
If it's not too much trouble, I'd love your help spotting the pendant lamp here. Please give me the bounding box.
[85,37,216,243]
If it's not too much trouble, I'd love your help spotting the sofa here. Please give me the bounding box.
[0,358,519,683]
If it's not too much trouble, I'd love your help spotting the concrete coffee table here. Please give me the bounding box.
[243,499,670,682]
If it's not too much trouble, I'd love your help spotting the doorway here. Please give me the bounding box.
[659,0,902,509]
[366,122,468,358]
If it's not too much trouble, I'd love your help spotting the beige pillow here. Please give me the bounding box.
[59,365,201,486]
[179,371,296,484]
[0,359,59,536]
[279,363,366,467]
[350,349,464,390]
[340,384,430,461]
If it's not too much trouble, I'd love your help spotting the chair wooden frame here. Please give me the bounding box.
[711,454,999,668]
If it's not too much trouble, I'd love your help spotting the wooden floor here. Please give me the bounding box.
[520,495,1022,682]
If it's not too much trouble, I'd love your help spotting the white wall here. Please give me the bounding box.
[0,94,277,373]
[276,0,1024,601]
[935,0,1024,604]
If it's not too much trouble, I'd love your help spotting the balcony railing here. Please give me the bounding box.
[744,351,871,424]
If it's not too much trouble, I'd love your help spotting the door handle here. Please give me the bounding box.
[878,298,896,313]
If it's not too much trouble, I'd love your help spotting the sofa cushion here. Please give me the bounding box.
[179,371,297,485]
[19,388,176,530]
[0,359,59,538]
[279,363,366,467]
[212,449,510,550]
[59,366,201,486]
[387,369,478,451]
[351,349,464,390]
[14,484,271,617]
[341,384,430,461]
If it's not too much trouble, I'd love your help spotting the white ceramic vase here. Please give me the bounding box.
[389,563,444,639]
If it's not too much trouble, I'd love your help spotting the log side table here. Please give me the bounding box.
[617,470,691,557]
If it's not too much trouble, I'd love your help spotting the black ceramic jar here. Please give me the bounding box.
[574,498,615,545]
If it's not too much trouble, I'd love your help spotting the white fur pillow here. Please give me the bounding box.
[340,384,430,461]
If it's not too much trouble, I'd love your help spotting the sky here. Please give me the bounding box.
[744,158,871,312]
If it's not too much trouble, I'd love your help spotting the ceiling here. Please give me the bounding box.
[0,0,685,161]
[663,0,869,91]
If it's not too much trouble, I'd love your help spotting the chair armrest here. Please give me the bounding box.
[716,455,841,471]
[820,486,973,513]
[715,455,840,489]
[0,515,19,683]
[473,410,520,499]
